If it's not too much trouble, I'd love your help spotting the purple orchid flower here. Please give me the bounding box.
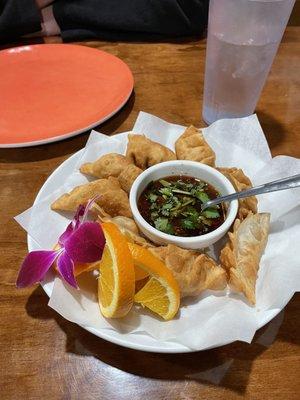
[16,197,106,289]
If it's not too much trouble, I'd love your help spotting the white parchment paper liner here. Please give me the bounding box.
[15,112,300,350]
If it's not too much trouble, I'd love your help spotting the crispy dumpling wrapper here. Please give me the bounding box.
[80,153,132,179]
[94,205,154,248]
[80,152,142,193]
[220,213,270,305]
[126,134,176,169]
[175,125,216,166]
[118,164,143,193]
[218,167,258,220]
[150,244,227,298]
[51,176,132,218]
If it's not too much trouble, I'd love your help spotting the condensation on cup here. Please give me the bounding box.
[202,0,296,125]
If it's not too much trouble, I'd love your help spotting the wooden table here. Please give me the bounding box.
[1,27,299,400]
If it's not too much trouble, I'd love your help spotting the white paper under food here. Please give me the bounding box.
[15,112,300,350]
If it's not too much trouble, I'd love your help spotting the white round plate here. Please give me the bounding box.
[28,133,284,353]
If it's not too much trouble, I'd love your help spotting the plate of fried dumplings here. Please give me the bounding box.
[22,112,299,353]
[50,126,267,306]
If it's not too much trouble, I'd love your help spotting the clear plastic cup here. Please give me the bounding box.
[202,0,296,125]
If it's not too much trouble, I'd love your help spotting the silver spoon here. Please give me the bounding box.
[201,173,300,211]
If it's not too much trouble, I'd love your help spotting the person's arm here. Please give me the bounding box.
[0,0,41,42]
[53,0,209,42]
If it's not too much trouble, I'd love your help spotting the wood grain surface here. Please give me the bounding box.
[0,27,299,400]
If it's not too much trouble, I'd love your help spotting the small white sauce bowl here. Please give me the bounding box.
[129,160,238,250]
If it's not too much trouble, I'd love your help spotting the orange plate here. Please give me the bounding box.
[0,44,134,147]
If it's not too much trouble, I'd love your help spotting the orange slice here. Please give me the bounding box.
[98,222,135,318]
[74,260,99,276]
[134,264,149,281]
[128,243,180,321]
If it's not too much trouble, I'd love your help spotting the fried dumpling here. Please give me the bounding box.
[94,205,153,248]
[51,176,132,218]
[80,153,132,179]
[126,134,176,169]
[150,244,227,298]
[118,164,143,193]
[220,213,270,305]
[80,152,142,193]
[175,125,215,167]
[218,167,258,220]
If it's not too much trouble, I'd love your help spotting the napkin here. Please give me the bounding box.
[15,112,300,350]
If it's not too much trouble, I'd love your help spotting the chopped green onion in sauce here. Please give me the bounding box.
[138,175,225,237]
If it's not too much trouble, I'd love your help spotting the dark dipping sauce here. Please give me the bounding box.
[138,175,225,237]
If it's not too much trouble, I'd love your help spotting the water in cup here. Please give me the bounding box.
[202,0,296,125]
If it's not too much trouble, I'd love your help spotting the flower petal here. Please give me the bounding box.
[56,251,77,288]
[81,195,100,223]
[74,204,85,229]
[64,221,105,263]
[58,222,73,245]
[58,204,85,245]
[16,250,60,288]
